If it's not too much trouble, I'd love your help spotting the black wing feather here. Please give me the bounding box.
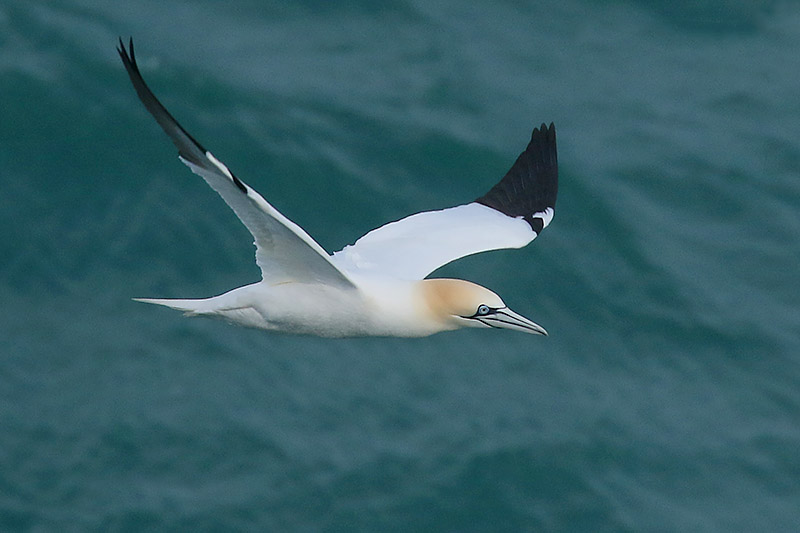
[117,37,248,194]
[476,122,558,234]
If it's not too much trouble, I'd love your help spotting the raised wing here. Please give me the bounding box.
[118,38,355,289]
[332,123,557,280]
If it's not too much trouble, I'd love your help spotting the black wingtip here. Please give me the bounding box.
[476,122,558,234]
[117,36,135,66]
[117,39,253,198]
[530,122,556,153]
[117,37,209,164]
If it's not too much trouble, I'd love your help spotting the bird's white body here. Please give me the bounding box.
[119,39,558,338]
[140,278,504,338]
[143,280,424,338]
[147,283,370,337]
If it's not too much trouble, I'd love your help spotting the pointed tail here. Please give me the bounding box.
[133,297,211,316]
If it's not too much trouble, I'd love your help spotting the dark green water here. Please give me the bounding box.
[2,1,799,530]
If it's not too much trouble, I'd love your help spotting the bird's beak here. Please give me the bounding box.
[483,308,548,335]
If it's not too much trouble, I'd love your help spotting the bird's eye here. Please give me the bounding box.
[477,304,491,316]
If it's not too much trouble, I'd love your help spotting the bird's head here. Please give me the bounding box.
[419,278,547,335]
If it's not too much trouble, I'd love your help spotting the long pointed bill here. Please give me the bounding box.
[482,308,548,335]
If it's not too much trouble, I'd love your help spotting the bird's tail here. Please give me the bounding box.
[133,297,212,316]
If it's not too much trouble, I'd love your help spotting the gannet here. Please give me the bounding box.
[118,39,558,338]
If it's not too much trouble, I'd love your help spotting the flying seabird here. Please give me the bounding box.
[118,39,558,338]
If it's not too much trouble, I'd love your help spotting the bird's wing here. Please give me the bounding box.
[118,39,355,289]
[332,123,557,280]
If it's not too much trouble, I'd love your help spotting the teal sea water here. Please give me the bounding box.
[2,1,799,530]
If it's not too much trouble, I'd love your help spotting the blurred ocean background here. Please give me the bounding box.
[2,1,799,531]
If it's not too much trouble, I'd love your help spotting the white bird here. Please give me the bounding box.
[118,39,558,338]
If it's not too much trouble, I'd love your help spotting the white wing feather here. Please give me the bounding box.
[332,203,546,280]
[182,153,355,288]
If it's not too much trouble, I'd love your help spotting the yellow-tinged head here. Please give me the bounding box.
[418,278,547,335]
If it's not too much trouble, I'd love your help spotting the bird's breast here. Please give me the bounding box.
[236,279,449,338]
